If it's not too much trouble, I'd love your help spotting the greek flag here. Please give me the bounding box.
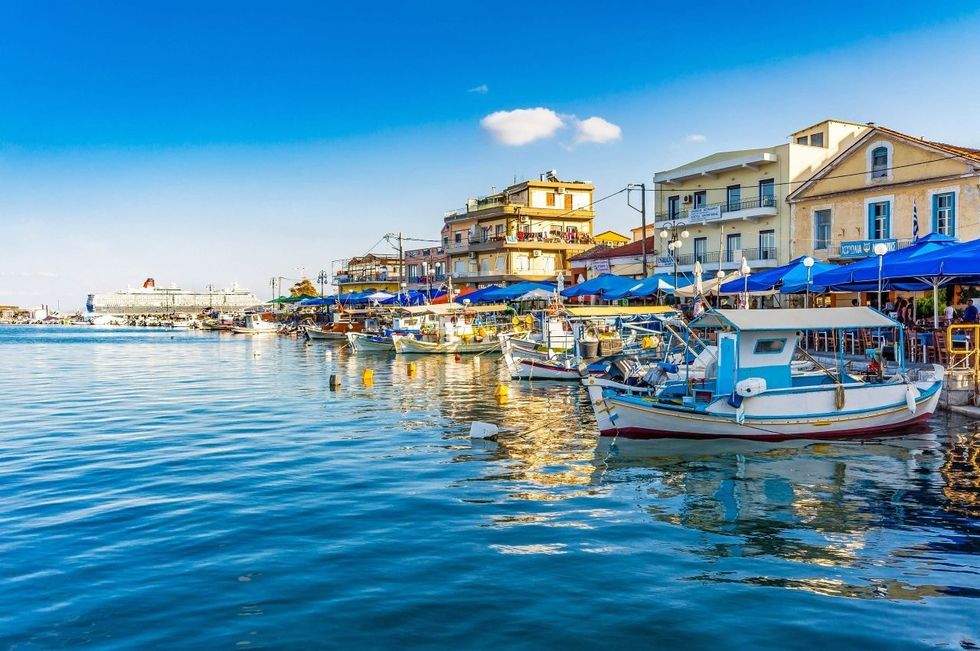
[912,200,919,242]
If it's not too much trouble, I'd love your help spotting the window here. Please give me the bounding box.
[454,232,462,244]
[754,338,786,354]
[759,230,775,259]
[726,185,741,211]
[495,224,504,237]
[810,132,824,147]
[513,255,529,272]
[868,201,890,240]
[814,209,831,250]
[667,195,680,219]
[693,191,707,208]
[759,179,775,207]
[871,147,888,179]
[694,237,707,264]
[933,192,955,236]
[796,136,808,145]
[726,233,741,263]
[546,193,556,207]
[481,226,491,242]
[564,194,573,210]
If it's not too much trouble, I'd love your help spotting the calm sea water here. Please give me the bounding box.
[0,326,978,650]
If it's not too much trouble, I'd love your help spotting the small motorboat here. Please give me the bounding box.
[584,307,944,441]
[232,314,280,335]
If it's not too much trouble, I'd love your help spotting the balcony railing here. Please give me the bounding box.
[406,274,447,284]
[667,247,778,266]
[655,196,777,223]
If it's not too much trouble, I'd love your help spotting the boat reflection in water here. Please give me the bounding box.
[589,417,980,600]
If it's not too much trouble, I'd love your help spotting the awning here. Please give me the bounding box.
[691,307,898,331]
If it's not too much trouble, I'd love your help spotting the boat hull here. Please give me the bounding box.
[583,371,944,441]
[346,332,395,352]
[232,327,278,335]
[304,326,349,340]
[392,334,497,355]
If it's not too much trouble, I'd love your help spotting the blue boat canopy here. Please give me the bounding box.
[602,274,686,299]
[479,281,556,302]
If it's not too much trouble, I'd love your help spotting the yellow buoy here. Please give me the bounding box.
[361,369,374,384]
[407,362,417,375]
[494,383,509,397]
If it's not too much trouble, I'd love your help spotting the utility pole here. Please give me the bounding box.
[627,183,649,277]
[399,231,405,299]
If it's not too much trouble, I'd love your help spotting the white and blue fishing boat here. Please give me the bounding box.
[583,307,944,441]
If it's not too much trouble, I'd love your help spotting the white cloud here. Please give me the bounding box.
[686,134,707,143]
[467,84,489,94]
[574,116,622,144]
[480,108,565,146]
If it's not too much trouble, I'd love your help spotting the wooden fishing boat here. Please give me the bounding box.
[346,332,395,352]
[232,314,280,335]
[584,308,944,441]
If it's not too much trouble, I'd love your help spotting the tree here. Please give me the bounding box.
[290,278,319,297]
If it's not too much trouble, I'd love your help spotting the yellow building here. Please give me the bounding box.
[333,253,404,294]
[442,171,596,286]
[788,124,980,260]
[651,119,870,276]
[594,230,630,247]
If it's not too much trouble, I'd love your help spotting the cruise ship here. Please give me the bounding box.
[87,278,260,314]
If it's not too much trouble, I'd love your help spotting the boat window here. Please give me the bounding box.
[754,338,786,354]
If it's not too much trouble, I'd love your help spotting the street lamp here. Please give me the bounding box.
[874,242,889,311]
[659,223,689,301]
[802,256,815,309]
[740,257,751,309]
[715,269,725,307]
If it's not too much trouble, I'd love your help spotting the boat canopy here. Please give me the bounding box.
[602,274,684,299]
[395,303,510,315]
[691,307,897,331]
[564,305,677,318]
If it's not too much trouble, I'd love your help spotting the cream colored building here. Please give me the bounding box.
[442,172,596,286]
[651,119,870,275]
[787,124,980,260]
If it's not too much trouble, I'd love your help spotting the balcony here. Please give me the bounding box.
[655,196,778,225]
[656,247,780,273]
[464,232,596,251]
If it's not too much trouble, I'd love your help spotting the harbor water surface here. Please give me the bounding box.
[1,326,978,649]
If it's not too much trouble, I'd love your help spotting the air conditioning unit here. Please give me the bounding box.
[682,194,693,204]
[468,251,477,260]
[556,187,566,194]
[532,249,543,257]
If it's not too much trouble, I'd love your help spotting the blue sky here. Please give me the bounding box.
[2,0,980,308]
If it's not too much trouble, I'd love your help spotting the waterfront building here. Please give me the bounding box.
[593,230,631,247]
[442,171,596,287]
[787,124,980,261]
[87,277,259,314]
[570,236,658,281]
[404,245,447,291]
[651,119,871,277]
[332,254,403,294]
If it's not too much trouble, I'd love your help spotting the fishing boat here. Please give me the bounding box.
[232,314,279,335]
[346,331,396,352]
[503,306,681,380]
[391,304,509,355]
[583,307,944,441]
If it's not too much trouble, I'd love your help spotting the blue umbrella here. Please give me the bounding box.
[603,274,683,299]
[480,281,556,302]
[457,285,502,304]
[560,273,636,298]
[718,256,836,294]
[811,233,958,290]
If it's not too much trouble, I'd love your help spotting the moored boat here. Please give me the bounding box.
[232,314,279,335]
[583,307,944,441]
[346,331,396,352]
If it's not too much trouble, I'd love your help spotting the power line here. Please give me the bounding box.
[641,152,978,193]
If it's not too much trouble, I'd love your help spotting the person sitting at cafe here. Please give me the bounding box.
[964,299,979,324]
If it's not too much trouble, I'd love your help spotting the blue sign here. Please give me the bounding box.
[839,239,897,259]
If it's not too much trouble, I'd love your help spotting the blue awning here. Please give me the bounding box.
[560,273,636,298]
[718,256,837,294]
